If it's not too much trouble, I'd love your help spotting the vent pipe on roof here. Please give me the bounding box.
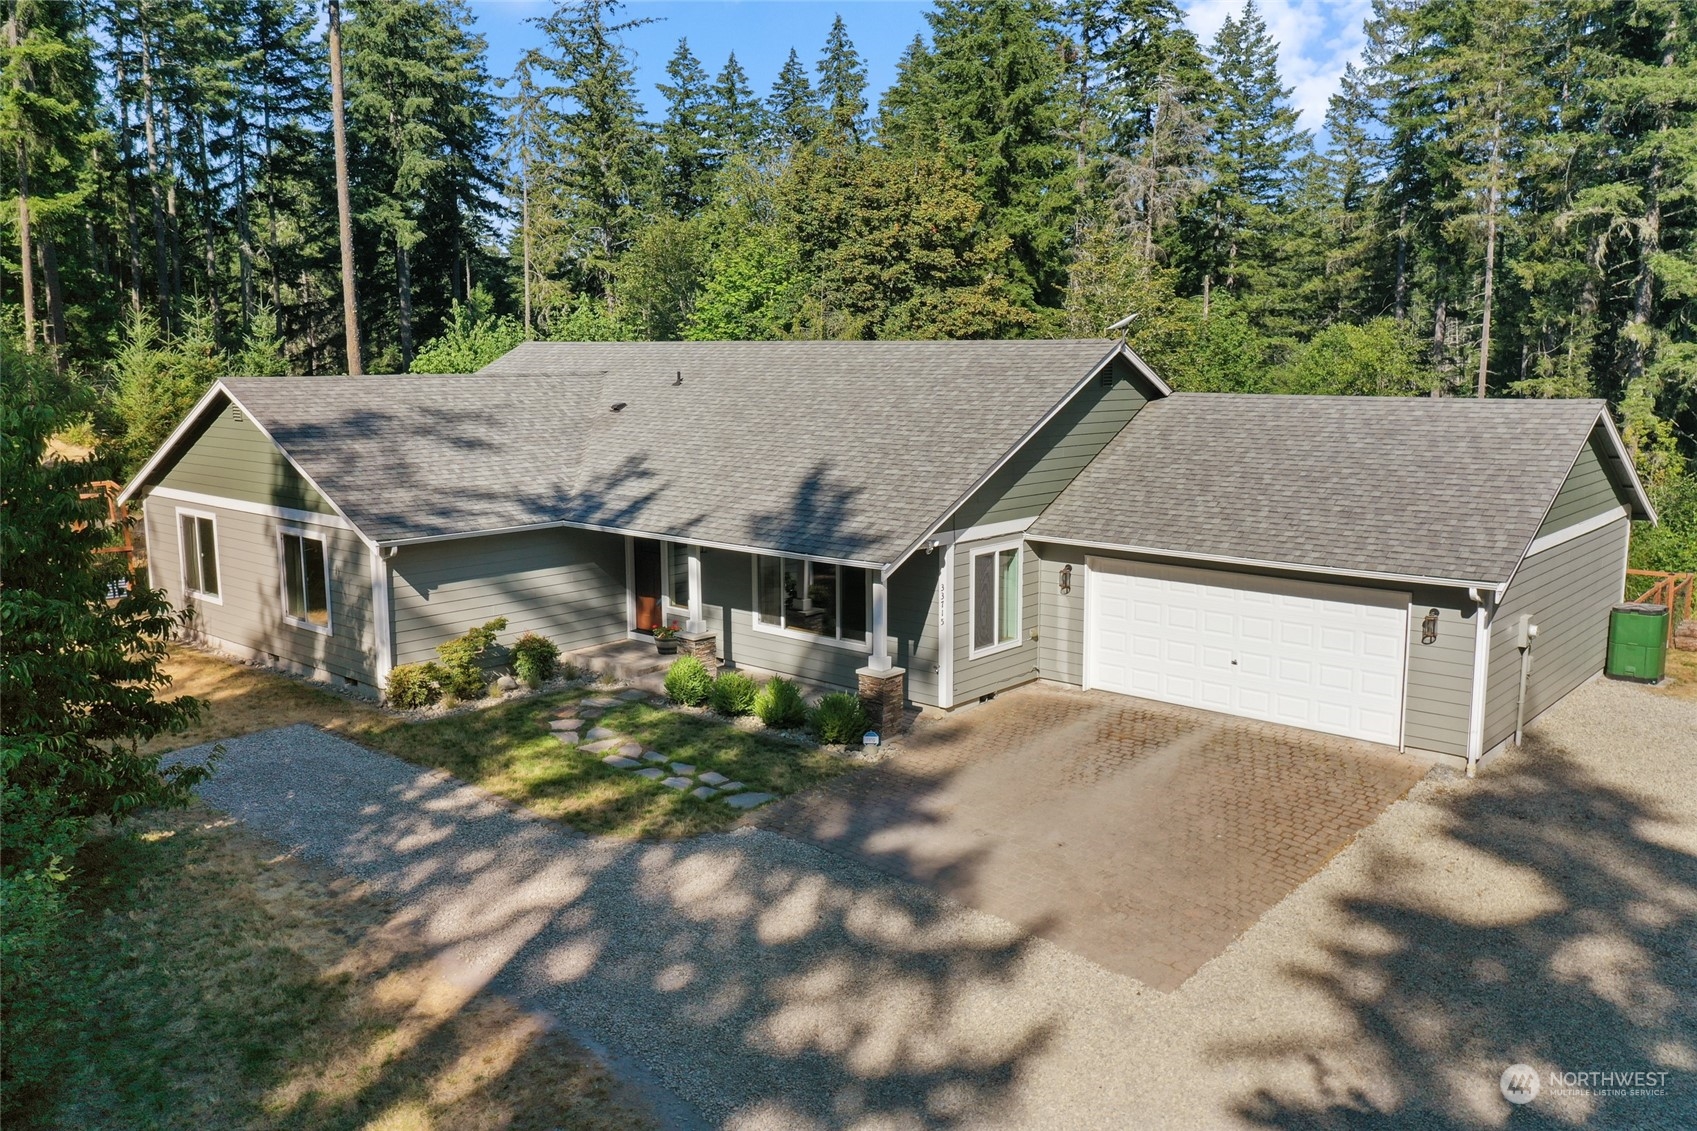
[611,402,627,413]
[673,371,683,386]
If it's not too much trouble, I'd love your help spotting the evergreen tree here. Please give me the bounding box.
[816,14,868,145]
[921,0,1076,312]
[706,52,763,160]
[2,0,103,361]
[1182,0,1311,319]
[344,0,499,370]
[876,34,938,152]
[1308,62,1387,324]
[767,46,821,151]
[656,38,712,215]
[526,0,654,310]
[784,145,1033,338]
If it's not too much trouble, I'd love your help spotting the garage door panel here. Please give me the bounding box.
[1087,558,1408,746]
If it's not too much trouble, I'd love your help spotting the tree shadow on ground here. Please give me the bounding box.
[1219,731,1697,1129]
[178,725,1057,1129]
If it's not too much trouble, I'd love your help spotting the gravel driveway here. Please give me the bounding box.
[175,676,1697,1129]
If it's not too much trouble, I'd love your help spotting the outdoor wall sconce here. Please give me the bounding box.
[1059,564,1073,595]
[1421,608,1440,644]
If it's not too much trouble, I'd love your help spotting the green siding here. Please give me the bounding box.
[390,528,627,666]
[1402,586,1477,759]
[1034,542,1088,685]
[1483,517,1628,750]
[951,536,1042,702]
[155,398,335,514]
[1536,428,1626,537]
[889,551,943,706]
[145,498,374,685]
[945,358,1147,532]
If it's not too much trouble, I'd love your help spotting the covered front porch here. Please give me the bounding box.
[619,535,913,732]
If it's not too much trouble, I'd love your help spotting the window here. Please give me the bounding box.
[178,511,220,601]
[753,556,869,645]
[666,543,690,609]
[971,543,1021,654]
[279,530,331,631]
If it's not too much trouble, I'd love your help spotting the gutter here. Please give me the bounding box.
[376,518,890,572]
[1028,534,1506,594]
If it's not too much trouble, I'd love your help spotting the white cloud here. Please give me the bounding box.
[1181,0,1370,136]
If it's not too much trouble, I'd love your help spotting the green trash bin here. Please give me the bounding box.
[1606,602,1668,683]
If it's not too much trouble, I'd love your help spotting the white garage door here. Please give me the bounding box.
[1084,558,1409,746]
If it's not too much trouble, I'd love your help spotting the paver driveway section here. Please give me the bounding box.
[753,683,1432,990]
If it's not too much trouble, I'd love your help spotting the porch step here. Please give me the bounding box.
[567,640,671,683]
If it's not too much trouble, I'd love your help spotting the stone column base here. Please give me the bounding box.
[856,665,907,738]
[678,631,719,672]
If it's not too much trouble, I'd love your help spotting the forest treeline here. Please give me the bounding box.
[2,0,1695,559]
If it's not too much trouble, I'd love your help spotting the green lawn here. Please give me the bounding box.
[358,689,855,839]
[150,649,857,839]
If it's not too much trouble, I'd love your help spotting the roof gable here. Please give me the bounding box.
[1029,394,1635,587]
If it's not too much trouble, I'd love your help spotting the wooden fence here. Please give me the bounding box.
[1625,569,1695,645]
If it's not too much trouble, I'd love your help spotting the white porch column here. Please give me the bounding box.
[370,543,394,692]
[686,544,704,633]
[869,571,892,672]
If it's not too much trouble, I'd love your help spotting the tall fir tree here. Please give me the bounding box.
[344,0,498,370]
[656,39,712,216]
[921,0,1077,314]
[1182,0,1311,322]
[706,52,763,160]
[816,14,868,146]
[766,46,821,152]
[525,0,654,310]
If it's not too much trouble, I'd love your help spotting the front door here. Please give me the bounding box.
[632,538,664,633]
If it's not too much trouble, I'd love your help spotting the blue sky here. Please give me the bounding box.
[468,0,1371,139]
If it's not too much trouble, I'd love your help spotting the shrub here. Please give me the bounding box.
[808,691,870,745]
[435,617,508,700]
[511,633,560,687]
[753,677,807,728]
[708,670,759,717]
[384,661,446,709]
[664,655,713,706]
[1,787,85,1119]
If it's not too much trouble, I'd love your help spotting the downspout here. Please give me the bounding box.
[1513,613,1539,746]
[1465,586,1495,778]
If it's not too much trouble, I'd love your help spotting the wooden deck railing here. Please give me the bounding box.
[73,479,137,569]
[1625,569,1695,645]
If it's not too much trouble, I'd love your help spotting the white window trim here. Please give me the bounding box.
[968,539,1023,659]
[749,554,873,653]
[661,542,691,623]
[174,507,223,605]
[277,526,334,635]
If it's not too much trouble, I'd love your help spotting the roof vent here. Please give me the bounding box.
[232,407,244,423]
[1098,370,1114,389]
[610,402,627,413]
[673,371,683,386]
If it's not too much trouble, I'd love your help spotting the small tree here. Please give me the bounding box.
[2,342,208,824]
[2,342,206,1112]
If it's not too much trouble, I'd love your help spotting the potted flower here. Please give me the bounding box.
[652,622,680,655]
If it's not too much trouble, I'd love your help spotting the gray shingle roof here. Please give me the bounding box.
[1027,393,1622,586]
[223,339,1124,562]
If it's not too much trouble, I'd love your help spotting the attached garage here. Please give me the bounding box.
[1084,559,1407,745]
[1027,394,1657,770]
